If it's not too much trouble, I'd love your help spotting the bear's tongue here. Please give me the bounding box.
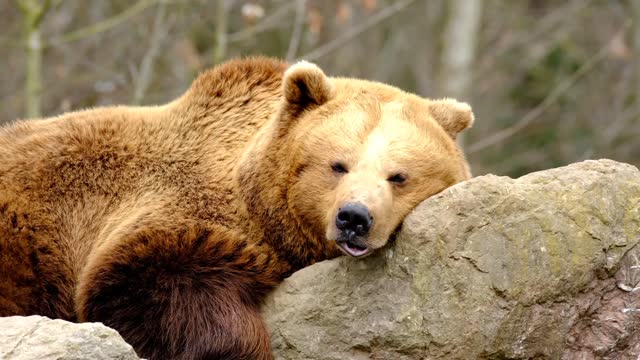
[338,231,371,257]
[339,242,369,257]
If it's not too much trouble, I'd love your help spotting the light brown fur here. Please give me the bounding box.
[0,57,473,359]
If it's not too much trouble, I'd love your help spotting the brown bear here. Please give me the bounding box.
[0,57,473,359]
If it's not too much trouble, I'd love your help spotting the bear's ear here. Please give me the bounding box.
[429,98,475,138]
[282,61,335,113]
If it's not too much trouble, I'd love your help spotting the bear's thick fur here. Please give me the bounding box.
[0,58,474,359]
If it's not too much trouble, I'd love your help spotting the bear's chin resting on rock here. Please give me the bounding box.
[0,57,474,360]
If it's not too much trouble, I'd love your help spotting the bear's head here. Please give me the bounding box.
[238,61,474,262]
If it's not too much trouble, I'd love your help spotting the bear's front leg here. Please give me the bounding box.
[75,224,280,360]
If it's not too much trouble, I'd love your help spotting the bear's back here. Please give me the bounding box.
[0,57,288,319]
[0,106,209,317]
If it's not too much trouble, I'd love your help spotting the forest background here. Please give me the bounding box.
[2,0,639,177]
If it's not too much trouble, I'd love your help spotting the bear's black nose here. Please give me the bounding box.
[336,203,373,236]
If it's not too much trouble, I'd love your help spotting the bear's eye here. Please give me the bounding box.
[331,162,348,174]
[387,173,407,184]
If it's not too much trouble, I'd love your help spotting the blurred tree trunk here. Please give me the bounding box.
[412,0,445,97]
[213,0,233,65]
[286,0,306,61]
[16,0,52,118]
[631,0,640,110]
[438,0,483,147]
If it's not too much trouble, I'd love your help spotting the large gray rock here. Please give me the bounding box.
[263,159,640,359]
[0,315,141,360]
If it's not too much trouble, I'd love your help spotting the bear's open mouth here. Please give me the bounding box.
[337,240,371,257]
[336,230,372,257]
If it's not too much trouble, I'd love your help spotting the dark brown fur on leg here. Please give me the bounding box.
[0,199,76,320]
[76,224,281,360]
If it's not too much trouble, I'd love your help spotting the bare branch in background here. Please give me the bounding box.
[227,3,295,44]
[476,0,590,78]
[132,1,170,105]
[16,0,53,118]
[600,65,634,148]
[286,0,306,61]
[467,20,632,155]
[49,0,157,46]
[299,0,417,62]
